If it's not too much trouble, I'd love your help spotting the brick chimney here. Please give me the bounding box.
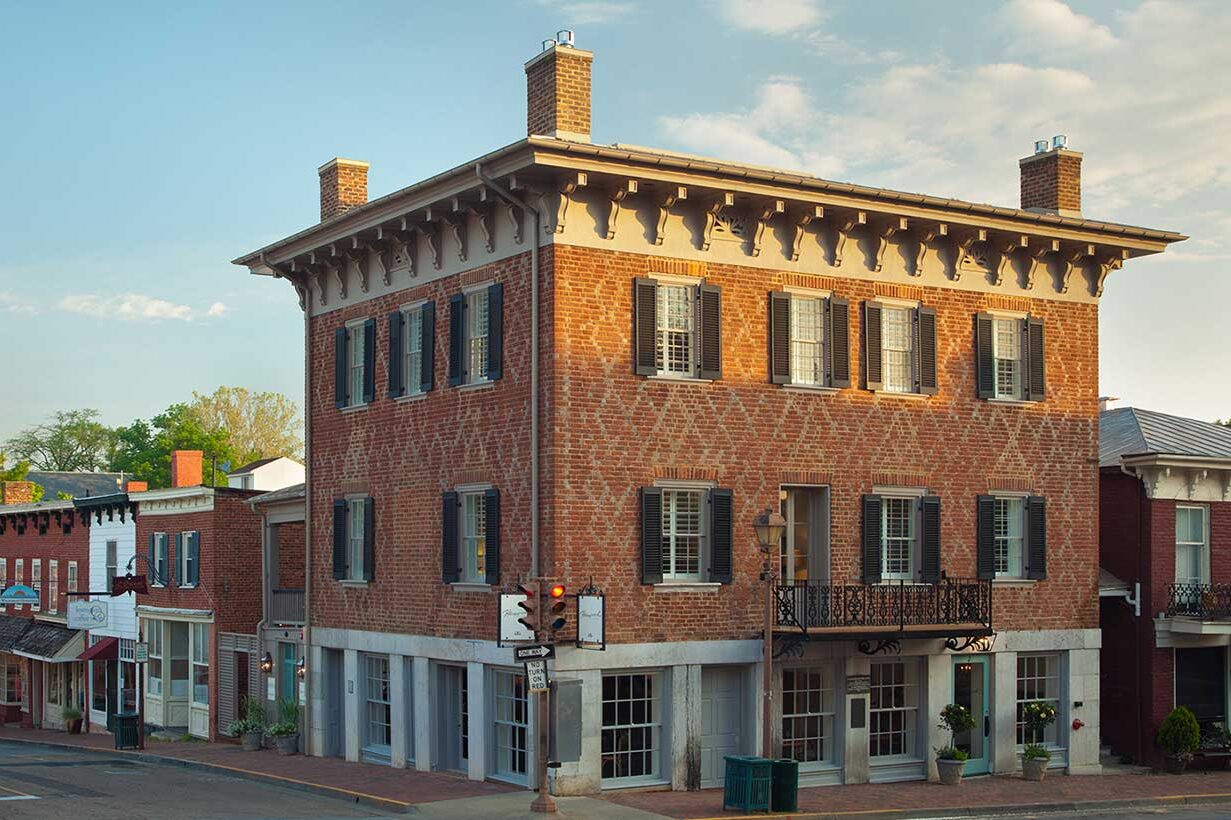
[0,481,34,505]
[170,450,203,489]
[318,158,370,222]
[1020,136,1082,217]
[525,32,593,142]
[125,480,149,493]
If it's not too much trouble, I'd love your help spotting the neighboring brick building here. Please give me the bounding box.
[1099,406,1231,766]
[234,36,1184,792]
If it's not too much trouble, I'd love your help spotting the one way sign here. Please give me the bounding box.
[514,644,555,661]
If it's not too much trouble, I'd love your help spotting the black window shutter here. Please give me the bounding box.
[976,495,996,580]
[189,531,200,586]
[828,297,851,388]
[975,312,995,399]
[633,278,658,376]
[334,327,348,408]
[641,487,664,584]
[362,318,376,404]
[709,488,733,584]
[487,283,504,381]
[921,496,941,583]
[1027,317,1045,402]
[862,494,883,584]
[441,492,460,583]
[148,533,157,584]
[421,301,436,393]
[769,291,791,385]
[484,488,501,585]
[362,496,375,582]
[698,283,722,380]
[387,311,404,398]
[448,295,465,386]
[1026,496,1047,580]
[918,306,938,395]
[863,302,884,391]
[332,500,347,580]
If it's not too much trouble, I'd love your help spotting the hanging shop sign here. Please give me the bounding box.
[68,599,109,629]
[112,574,148,596]
[576,588,605,651]
[498,592,536,645]
[0,584,38,607]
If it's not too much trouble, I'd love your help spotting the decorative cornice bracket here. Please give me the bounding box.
[655,186,687,246]
[752,199,784,258]
[606,179,637,241]
[833,211,866,267]
[702,191,735,252]
[791,205,823,262]
[874,217,908,272]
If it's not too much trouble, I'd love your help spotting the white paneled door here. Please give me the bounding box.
[700,667,744,788]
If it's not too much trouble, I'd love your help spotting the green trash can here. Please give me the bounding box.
[771,758,800,813]
[722,755,772,812]
[114,711,139,750]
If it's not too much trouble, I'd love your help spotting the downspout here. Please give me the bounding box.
[300,277,313,752]
[475,165,541,577]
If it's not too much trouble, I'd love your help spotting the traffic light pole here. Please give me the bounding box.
[530,578,557,814]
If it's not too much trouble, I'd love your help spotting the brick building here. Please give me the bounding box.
[1099,406,1231,765]
[234,37,1184,792]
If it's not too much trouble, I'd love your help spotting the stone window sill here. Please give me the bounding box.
[653,582,721,593]
[340,403,370,414]
[986,398,1039,407]
[783,384,840,394]
[646,374,714,385]
[993,578,1037,587]
[394,391,428,404]
[450,582,492,593]
[339,579,369,588]
[872,389,930,401]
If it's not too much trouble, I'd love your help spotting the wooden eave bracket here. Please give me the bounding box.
[913,223,944,277]
[655,186,687,246]
[405,216,441,270]
[992,235,1027,286]
[1059,243,1095,294]
[951,230,983,282]
[1095,248,1129,297]
[702,191,735,252]
[833,211,866,267]
[752,200,785,258]
[873,217,908,272]
[790,205,823,262]
[606,179,637,241]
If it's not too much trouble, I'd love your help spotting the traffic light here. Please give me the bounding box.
[517,582,539,635]
[547,583,567,632]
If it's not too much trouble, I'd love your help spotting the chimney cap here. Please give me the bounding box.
[317,157,371,175]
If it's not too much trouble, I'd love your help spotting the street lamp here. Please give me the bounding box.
[753,508,787,759]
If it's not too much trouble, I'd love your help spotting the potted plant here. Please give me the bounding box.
[267,697,301,756]
[1157,706,1200,774]
[935,703,976,785]
[227,698,267,751]
[63,707,83,735]
[1020,701,1058,781]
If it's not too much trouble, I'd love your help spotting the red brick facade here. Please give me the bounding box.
[525,45,592,139]
[1020,150,1082,213]
[0,506,89,619]
[318,159,369,222]
[276,521,305,591]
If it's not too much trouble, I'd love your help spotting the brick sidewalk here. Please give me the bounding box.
[604,768,1231,819]
[0,726,518,811]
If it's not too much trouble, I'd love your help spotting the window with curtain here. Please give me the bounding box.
[661,488,705,580]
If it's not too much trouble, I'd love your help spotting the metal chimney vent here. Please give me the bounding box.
[557,29,575,47]
[542,38,557,51]
[1052,134,1068,150]
[1034,139,1048,154]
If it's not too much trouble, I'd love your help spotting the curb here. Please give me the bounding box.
[0,735,413,814]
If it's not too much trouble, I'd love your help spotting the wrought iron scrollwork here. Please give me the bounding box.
[773,633,807,660]
[857,638,901,656]
[944,633,996,653]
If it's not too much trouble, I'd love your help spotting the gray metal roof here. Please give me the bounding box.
[0,614,30,652]
[1100,407,1231,467]
[28,471,126,500]
[249,482,305,507]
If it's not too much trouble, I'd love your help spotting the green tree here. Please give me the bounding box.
[0,452,44,502]
[4,409,117,472]
[110,404,235,487]
[187,386,303,463]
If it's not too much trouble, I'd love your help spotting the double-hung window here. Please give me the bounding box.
[493,669,530,783]
[191,622,209,706]
[48,561,58,614]
[442,487,500,586]
[993,317,1023,399]
[864,301,938,395]
[151,533,169,586]
[30,560,41,612]
[781,665,837,765]
[977,312,1044,401]
[769,291,851,388]
[601,672,663,784]
[348,498,366,581]
[179,532,199,588]
[404,306,424,394]
[467,289,490,382]
[790,296,825,385]
[662,488,705,581]
[634,277,722,381]
[449,284,503,386]
[348,321,367,405]
[1016,654,1062,747]
[331,496,374,583]
[105,541,117,591]
[363,654,391,762]
[147,622,163,696]
[462,491,488,583]
[1176,506,1209,587]
[389,301,434,399]
[994,497,1026,578]
[869,659,919,758]
[14,560,23,610]
[881,307,914,393]
[3,655,22,704]
[657,283,696,377]
[863,493,941,585]
[335,318,375,409]
[881,497,917,580]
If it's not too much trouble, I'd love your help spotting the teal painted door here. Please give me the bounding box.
[279,643,297,706]
[952,657,991,775]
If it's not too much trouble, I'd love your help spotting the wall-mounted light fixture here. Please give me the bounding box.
[295,657,306,679]
[260,652,273,674]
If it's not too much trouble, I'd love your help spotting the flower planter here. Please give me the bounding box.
[937,758,965,786]
[1164,755,1188,775]
[241,730,263,752]
[1022,756,1048,782]
[275,734,299,756]
[66,718,83,735]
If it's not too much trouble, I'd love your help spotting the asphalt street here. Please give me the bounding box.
[968,808,1231,820]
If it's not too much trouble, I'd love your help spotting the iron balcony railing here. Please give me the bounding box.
[268,588,305,624]
[1167,583,1231,621]
[775,577,992,632]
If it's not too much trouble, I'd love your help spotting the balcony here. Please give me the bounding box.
[774,577,993,653]
[268,588,305,624]
[1166,584,1231,633]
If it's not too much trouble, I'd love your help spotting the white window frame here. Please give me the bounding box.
[0,557,6,612]
[659,484,709,582]
[654,275,700,379]
[990,311,1027,401]
[401,301,427,397]
[68,560,78,596]
[179,532,198,589]
[492,668,530,784]
[869,658,920,760]
[458,486,489,584]
[346,318,368,408]
[14,559,23,610]
[105,540,117,591]
[879,493,921,581]
[601,671,664,785]
[48,560,59,614]
[30,559,41,612]
[879,300,918,395]
[346,496,366,582]
[462,286,492,386]
[993,494,1027,579]
[147,621,164,697]
[152,532,169,587]
[1175,505,1210,588]
[1016,653,1063,748]
[363,654,392,761]
[781,664,838,767]
[787,289,829,388]
[2,655,23,705]
[191,622,209,707]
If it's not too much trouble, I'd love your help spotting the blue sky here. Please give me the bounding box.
[2,0,1228,441]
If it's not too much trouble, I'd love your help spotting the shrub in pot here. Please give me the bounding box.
[228,699,268,751]
[267,697,300,756]
[935,703,976,785]
[1157,706,1200,774]
[63,707,83,735]
[1020,701,1058,781]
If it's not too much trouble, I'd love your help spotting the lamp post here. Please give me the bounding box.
[754,508,787,759]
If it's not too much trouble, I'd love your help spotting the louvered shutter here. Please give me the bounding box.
[362,496,375,582]
[709,488,733,584]
[975,313,995,399]
[1026,496,1047,580]
[487,283,503,381]
[362,319,376,404]
[441,492,460,583]
[420,301,436,393]
[641,487,664,584]
[1026,317,1045,402]
[484,488,500,585]
[918,306,938,395]
[863,302,884,391]
[769,291,791,384]
[332,500,346,579]
[976,495,996,580]
[862,494,883,584]
[388,311,404,398]
[448,294,465,386]
[698,283,722,380]
[188,531,200,587]
[921,496,941,583]
[148,533,157,584]
[828,297,851,388]
[334,328,348,408]
[633,278,658,376]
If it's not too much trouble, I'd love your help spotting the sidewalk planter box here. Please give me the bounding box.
[275,734,299,756]
[114,712,140,751]
[242,730,263,752]
[1022,757,1048,781]
[723,756,772,812]
[771,759,800,812]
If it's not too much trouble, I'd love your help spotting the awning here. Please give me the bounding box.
[78,636,118,662]
[11,622,85,663]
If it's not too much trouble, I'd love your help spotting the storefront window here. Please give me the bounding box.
[1016,654,1062,746]
[148,623,163,696]
[782,666,836,764]
[3,658,22,704]
[493,669,529,782]
[869,659,919,758]
[170,622,189,699]
[92,660,108,713]
[363,655,391,761]
[46,665,62,706]
[601,672,662,783]
[192,623,209,706]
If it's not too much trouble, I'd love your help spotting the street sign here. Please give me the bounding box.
[68,599,109,629]
[577,593,605,650]
[514,644,555,661]
[499,593,536,644]
[524,659,549,692]
[134,642,149,663]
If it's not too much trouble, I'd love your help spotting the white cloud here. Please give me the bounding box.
[717,0,824,35]
[534,0,636,25]
[0,291,37,314]
[56,293,230,323]
[1001,0,1118,55]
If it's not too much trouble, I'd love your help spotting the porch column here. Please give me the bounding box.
[466,661,487,782]
[843,655,871,784]
[343,649,360,763]
[389,655,408,769]
[992,650,1018,774]
[412,656,432,772]
[669,664,701,791]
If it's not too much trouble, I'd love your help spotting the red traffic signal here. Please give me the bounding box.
[517,582,539,634]
[547,584,567,631]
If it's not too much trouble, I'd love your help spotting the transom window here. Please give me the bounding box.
[493,670,529,782]
[601,672,662,783]
[347,498,366,582]
[662,488,704,580]
[656,283,695,377]
[462,492,487,584]
[781,666,836,764]
[348,322,367,407]
[994,497,1025,577]
[993,317,1023,399]
[467,289,490,383]
[881,497,916,579]
[1176,506,1208,587]
[1016,654,1061,746]
[403,307,424,395]
[881,306,913,393]
[870,660,918,758]
[364,655,392,759]
[790,296,825,386]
